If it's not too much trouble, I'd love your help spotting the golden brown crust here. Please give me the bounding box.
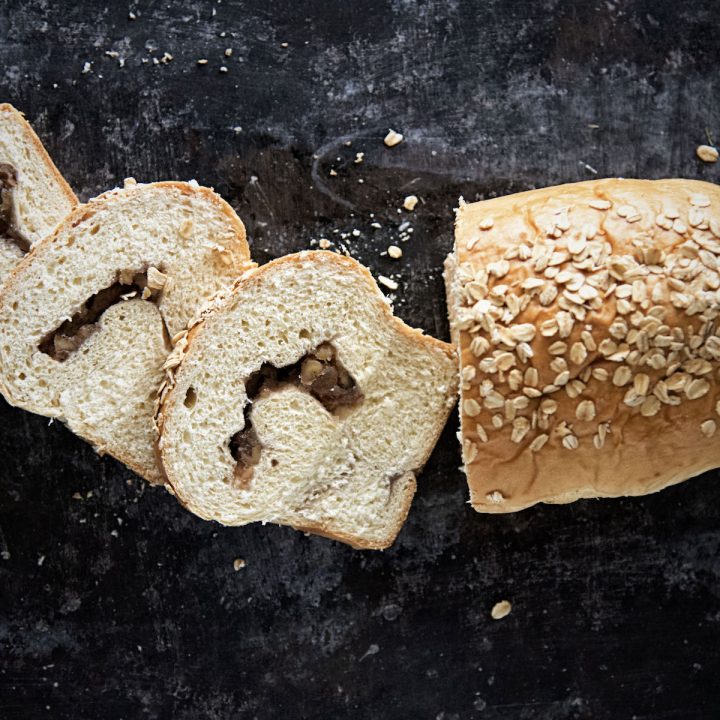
[157,251,456,548]
[0,103,78,211]
[450,178,720,512]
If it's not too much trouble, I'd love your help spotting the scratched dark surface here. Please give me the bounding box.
[1,1,719,718]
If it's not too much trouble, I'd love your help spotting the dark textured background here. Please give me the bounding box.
[1,1,720,718]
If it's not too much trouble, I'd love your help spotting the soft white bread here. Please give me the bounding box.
[446,179,720,513]
[0,180,252,483]
[157,251,457,550]
[0,104,77,280]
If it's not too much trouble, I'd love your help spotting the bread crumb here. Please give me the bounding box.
[224,48,233,57]
[360,643,380,661]
[329,169,337,176]
[697,145,719,163]
[491,600,512,620]
[123,177,137,188]
[197,58,208,65]
[318,238,331,249]
[128,11,136,20]
[388,245,402,259]
[160,52,173,64]
[220,66,228,73]
[378,275,398,291]
[403,195,418,211]
[351,229,361,237]
[384,129,404,147]
[233,558,246,571]
[354,152,364,164]
[81,61,92,74]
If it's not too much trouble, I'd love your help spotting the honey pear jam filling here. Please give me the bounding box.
[0,163,31,253]
[229,342,363,486]
[39,266,168,362]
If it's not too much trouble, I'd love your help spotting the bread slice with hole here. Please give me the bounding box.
[157,251,458,550]
[445,178,720,513]
[0,103,77,280]
[0,180,252,484]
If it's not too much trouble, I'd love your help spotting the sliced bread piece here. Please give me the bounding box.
[0,180,252,484]
[0,104,77,280]
[157,251,457,549]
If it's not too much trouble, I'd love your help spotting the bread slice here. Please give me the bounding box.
[0,180,252,484]
[445,178,720,512]
[0,104,77,280]
[157,251,457,549]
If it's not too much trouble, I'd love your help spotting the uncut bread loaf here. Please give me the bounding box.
[0,180,252,484]
[157,251,457,549]
[445,178,720,513]
[0,103,77,280]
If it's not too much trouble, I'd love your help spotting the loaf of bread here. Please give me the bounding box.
[0,180,252,483]
[157,251,458,549]
[0,103,77,281]
[445,179,720,513]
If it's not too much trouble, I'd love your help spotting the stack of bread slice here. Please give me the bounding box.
[0,105,458,548]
